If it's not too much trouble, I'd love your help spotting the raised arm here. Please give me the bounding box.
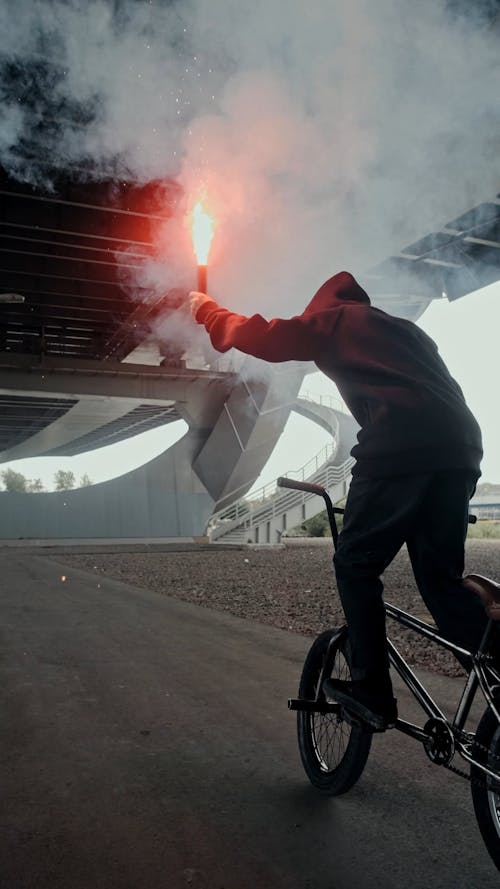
[191,294,324,363]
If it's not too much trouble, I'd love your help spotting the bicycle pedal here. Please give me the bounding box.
[340,704,392,733]
[340,706,364,728]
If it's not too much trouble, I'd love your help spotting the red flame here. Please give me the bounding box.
[190,197,216,265]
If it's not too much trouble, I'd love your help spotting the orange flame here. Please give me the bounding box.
[190,198,216,265]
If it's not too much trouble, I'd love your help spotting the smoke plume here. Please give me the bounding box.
[1,0,499,319]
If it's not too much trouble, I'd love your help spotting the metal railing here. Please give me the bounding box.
[208,389,353,541]
[242,389,350,506]
[209,453,354,538]
[244,440,337,506]
[298,390,350,415]
[212,440,337,525]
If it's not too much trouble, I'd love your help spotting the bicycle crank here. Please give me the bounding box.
[423,718,455,766]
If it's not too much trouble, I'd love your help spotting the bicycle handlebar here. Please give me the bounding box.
[277,477,344,548]
[277,477,477,540]
[277,477,344,513]
[277,477,326,496]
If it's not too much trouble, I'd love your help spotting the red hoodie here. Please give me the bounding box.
[195,271,483,478]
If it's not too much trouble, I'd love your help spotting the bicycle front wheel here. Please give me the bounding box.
[471,707,500,872]
[296,626,372,796]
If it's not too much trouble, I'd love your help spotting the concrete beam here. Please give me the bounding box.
[0,352,233,397]
[0,396,176,462]
[0,352,235,433]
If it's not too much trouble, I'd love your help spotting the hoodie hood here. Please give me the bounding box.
[302,271,370,316]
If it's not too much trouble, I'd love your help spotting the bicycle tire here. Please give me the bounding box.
[296,626,372,796]
[471,706,500,872]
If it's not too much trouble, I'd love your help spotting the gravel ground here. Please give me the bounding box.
[64,538,500,677]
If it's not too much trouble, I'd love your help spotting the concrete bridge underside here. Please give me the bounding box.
[0,353,305,540]
[2,168,500,540]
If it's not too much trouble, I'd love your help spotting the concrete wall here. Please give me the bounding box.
[0,354,307,539]
[0,429,213,539]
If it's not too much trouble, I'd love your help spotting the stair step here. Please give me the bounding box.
[210,456,354,544]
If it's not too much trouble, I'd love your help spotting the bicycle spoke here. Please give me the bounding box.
[488,737,500,835]
[297,630,372,795]
[310,650,353,771]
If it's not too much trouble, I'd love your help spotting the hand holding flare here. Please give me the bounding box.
[189,290,213,318]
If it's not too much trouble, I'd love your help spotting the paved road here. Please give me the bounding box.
[1,549,498,889]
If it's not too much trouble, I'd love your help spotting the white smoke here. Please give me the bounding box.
[1,0,499,321]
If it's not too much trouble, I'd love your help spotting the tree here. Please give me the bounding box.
[302,512,331,537]
[54,469,76,491]
[297,504,345,538]
[1,468,28,492]
[79,473,93,487]
[27,478,45,493]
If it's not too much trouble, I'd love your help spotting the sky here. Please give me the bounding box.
[257,281,500,490]
[0,2,499,492]
[1,279,499,492]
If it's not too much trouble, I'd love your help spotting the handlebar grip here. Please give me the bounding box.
[468,514,477,524]
[277,477,326,496]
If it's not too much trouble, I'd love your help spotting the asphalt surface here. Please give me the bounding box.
[1,549,499,889]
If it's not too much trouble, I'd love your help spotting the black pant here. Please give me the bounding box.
[333,470,486,686]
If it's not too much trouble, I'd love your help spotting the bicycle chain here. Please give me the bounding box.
[445,725,500,791]
[432,664,500,791]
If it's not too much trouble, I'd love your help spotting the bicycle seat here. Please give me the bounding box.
[463,573,500,621]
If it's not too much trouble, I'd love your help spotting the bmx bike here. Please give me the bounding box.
[277,476,500,873]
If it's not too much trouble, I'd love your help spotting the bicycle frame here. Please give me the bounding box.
[278,476,500,781]
[385,603,500,780]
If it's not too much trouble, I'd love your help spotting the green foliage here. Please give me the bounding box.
[300,510,500,540]
[54,469,76,491]
[27,478,44,493]
[0,470,45,493]
[297,498,346,538]
[467,521,500,539]
[301,511,331,537]
[301,511,500,540]
[0,468,92,493]
[1,468,28,492]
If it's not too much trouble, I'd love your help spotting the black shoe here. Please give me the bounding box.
[323,677,398,732]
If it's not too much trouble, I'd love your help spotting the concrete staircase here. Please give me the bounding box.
[208,392,359,544]
[208,450,354,544]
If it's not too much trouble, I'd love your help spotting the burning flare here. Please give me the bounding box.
[190,198,216,265]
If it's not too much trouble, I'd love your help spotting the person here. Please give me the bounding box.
[189,271,487,730]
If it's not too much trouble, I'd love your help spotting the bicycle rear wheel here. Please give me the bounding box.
[471,707,500,872]
[296,626,372,796]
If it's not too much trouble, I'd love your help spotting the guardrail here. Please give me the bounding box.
[209,454,354,538]
[208,390,353,541]
[299,390,349,415]
[212,440,337,524]
[243,440,337,506]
